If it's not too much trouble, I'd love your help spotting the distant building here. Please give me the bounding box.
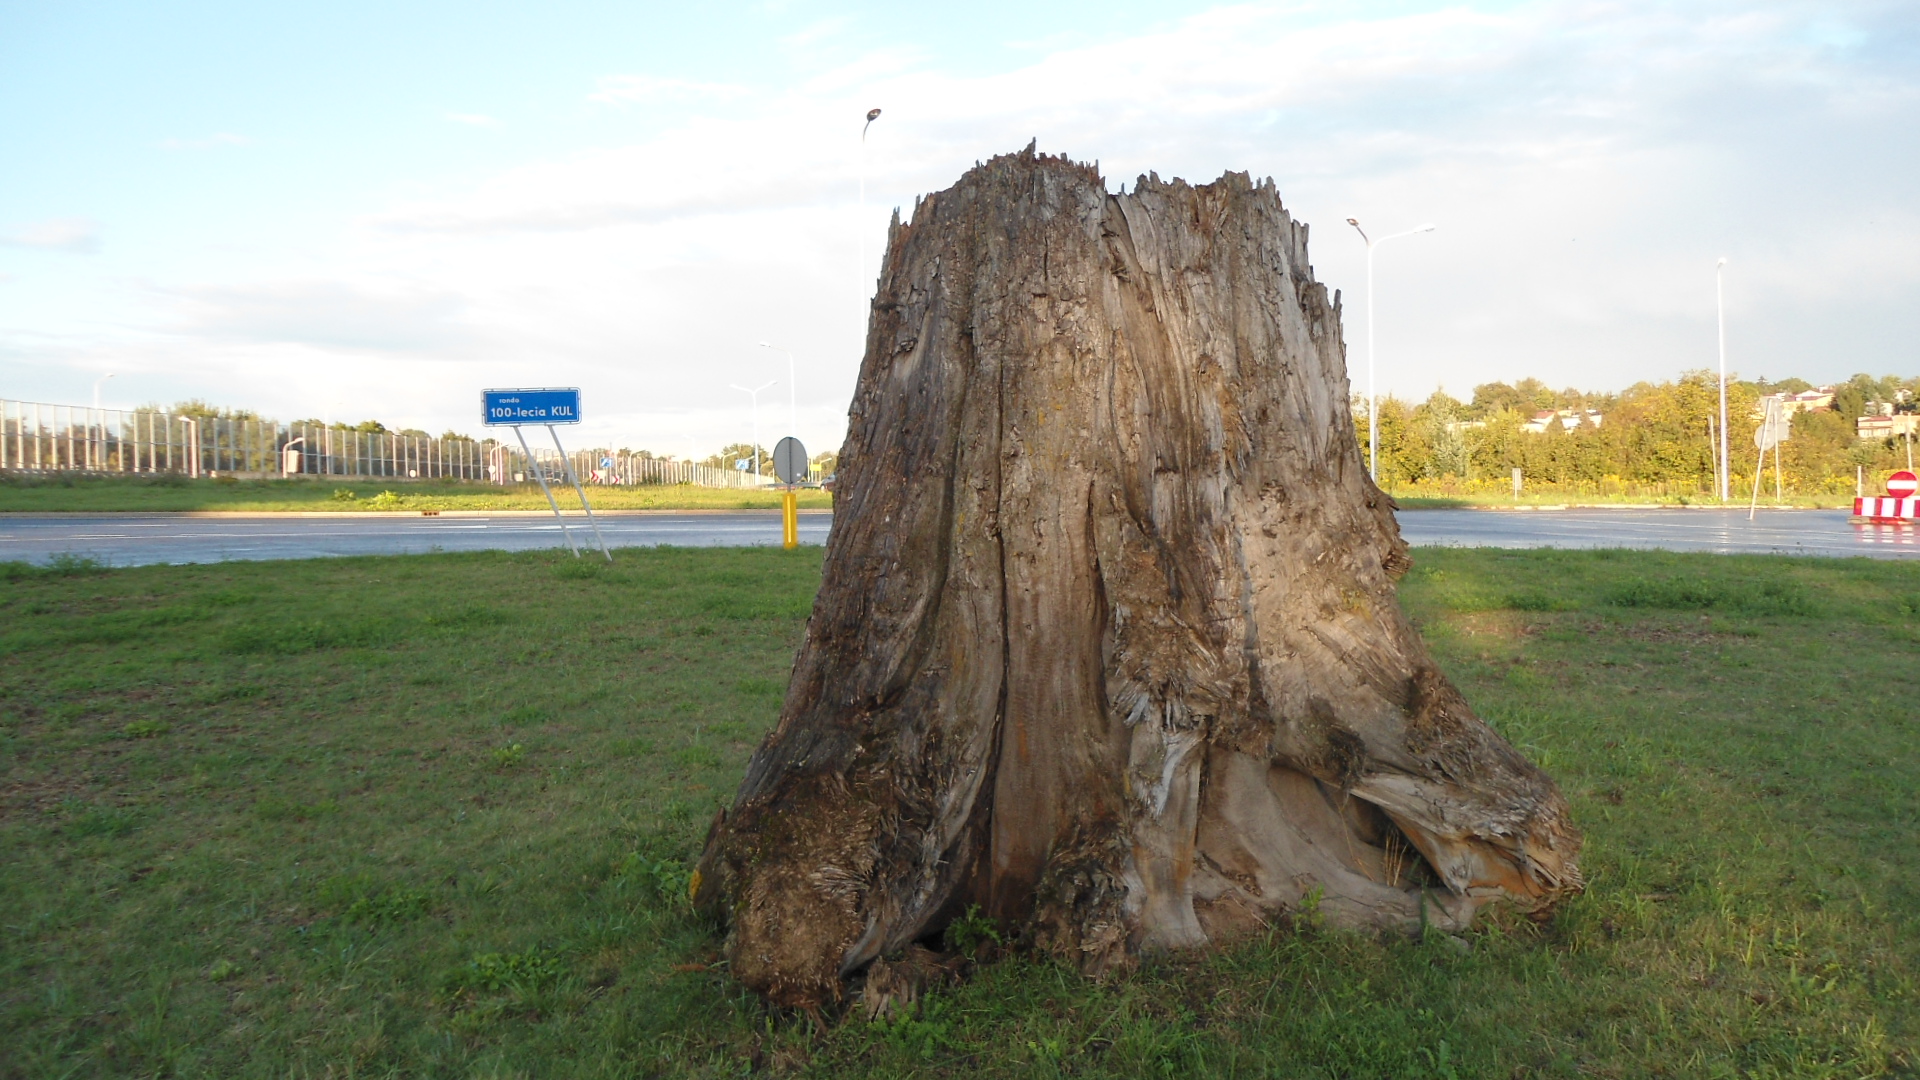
[1522,408,1603,434]
[1857,414,1920,440]
[1755,385,1835,418]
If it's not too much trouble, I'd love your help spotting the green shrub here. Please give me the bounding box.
[43,553,108,576]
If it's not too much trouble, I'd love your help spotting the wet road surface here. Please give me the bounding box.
[0,511,833,567]
[1,507,1914,567]
[1397,507,1918,560]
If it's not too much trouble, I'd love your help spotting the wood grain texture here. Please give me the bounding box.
[693,146,1581,1009]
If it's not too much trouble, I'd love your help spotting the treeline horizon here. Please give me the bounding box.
[119,368,1920,494]
[1361,370,1919,495]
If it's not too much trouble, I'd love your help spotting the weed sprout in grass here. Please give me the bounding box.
[67,805,140,839]
[440,948,567,1004]
[942,904,1003,958]
[253,796,340,822]
[671,744,721,769]
[1,552,110,581]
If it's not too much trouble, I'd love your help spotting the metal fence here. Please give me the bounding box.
[0,399,783,488]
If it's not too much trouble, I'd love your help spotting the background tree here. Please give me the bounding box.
[702,443,771,475]
[1416,390,1471,480]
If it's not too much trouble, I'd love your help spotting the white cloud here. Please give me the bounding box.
[13,0,1916,455]
[587,75,750,105]
[157,132,249,150]
[1,217,100,253]
[157,280,479,352]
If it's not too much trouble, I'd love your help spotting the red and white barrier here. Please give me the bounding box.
[1855,471,1920,522]
[1855,496,1919,522]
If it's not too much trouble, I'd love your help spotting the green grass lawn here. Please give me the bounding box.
[1,547,1915,1078]
[0,474,834,513]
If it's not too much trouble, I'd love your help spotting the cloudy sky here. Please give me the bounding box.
[2,0,1914,457]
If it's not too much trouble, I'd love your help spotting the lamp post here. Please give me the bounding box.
[758,341,797,440]
[859,108,881,338]
[1716,257,1729,501]
[729,379,777,482]
[1345,219,1435,480]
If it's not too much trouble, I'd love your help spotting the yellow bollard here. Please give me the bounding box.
[782,489,799,549]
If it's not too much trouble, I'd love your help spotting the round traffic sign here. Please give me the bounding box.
[773,436,809,485]
[1888,470,1918,498]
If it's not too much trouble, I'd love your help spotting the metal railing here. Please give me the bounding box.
[0,399,788,488]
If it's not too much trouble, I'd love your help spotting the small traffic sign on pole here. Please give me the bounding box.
[773,437,808,485]
[773,437,807,549]
[1888,470,1918,498]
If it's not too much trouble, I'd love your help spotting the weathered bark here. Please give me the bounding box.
[693,145,1581,1009]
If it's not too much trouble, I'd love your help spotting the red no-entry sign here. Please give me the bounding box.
[1889,470,1919,498]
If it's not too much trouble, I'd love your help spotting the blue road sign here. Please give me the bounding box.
[482,387,582,426]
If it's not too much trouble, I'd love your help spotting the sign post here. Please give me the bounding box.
[1747,398,1790,520]
[773,436,807,550]
[482,387,612,561]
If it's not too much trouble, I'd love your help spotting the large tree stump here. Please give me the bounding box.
[693,145,1581,1009]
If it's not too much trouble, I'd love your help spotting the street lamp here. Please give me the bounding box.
[729,379,777,482]
[1716,257,1729,501]
[1346,219,1435,481]
[859,108,882,338]
[758,341,797,440]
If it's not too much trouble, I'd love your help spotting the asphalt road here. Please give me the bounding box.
[0,508,1914,567]
[1398,507,1918,559]
[0,511,834,567]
